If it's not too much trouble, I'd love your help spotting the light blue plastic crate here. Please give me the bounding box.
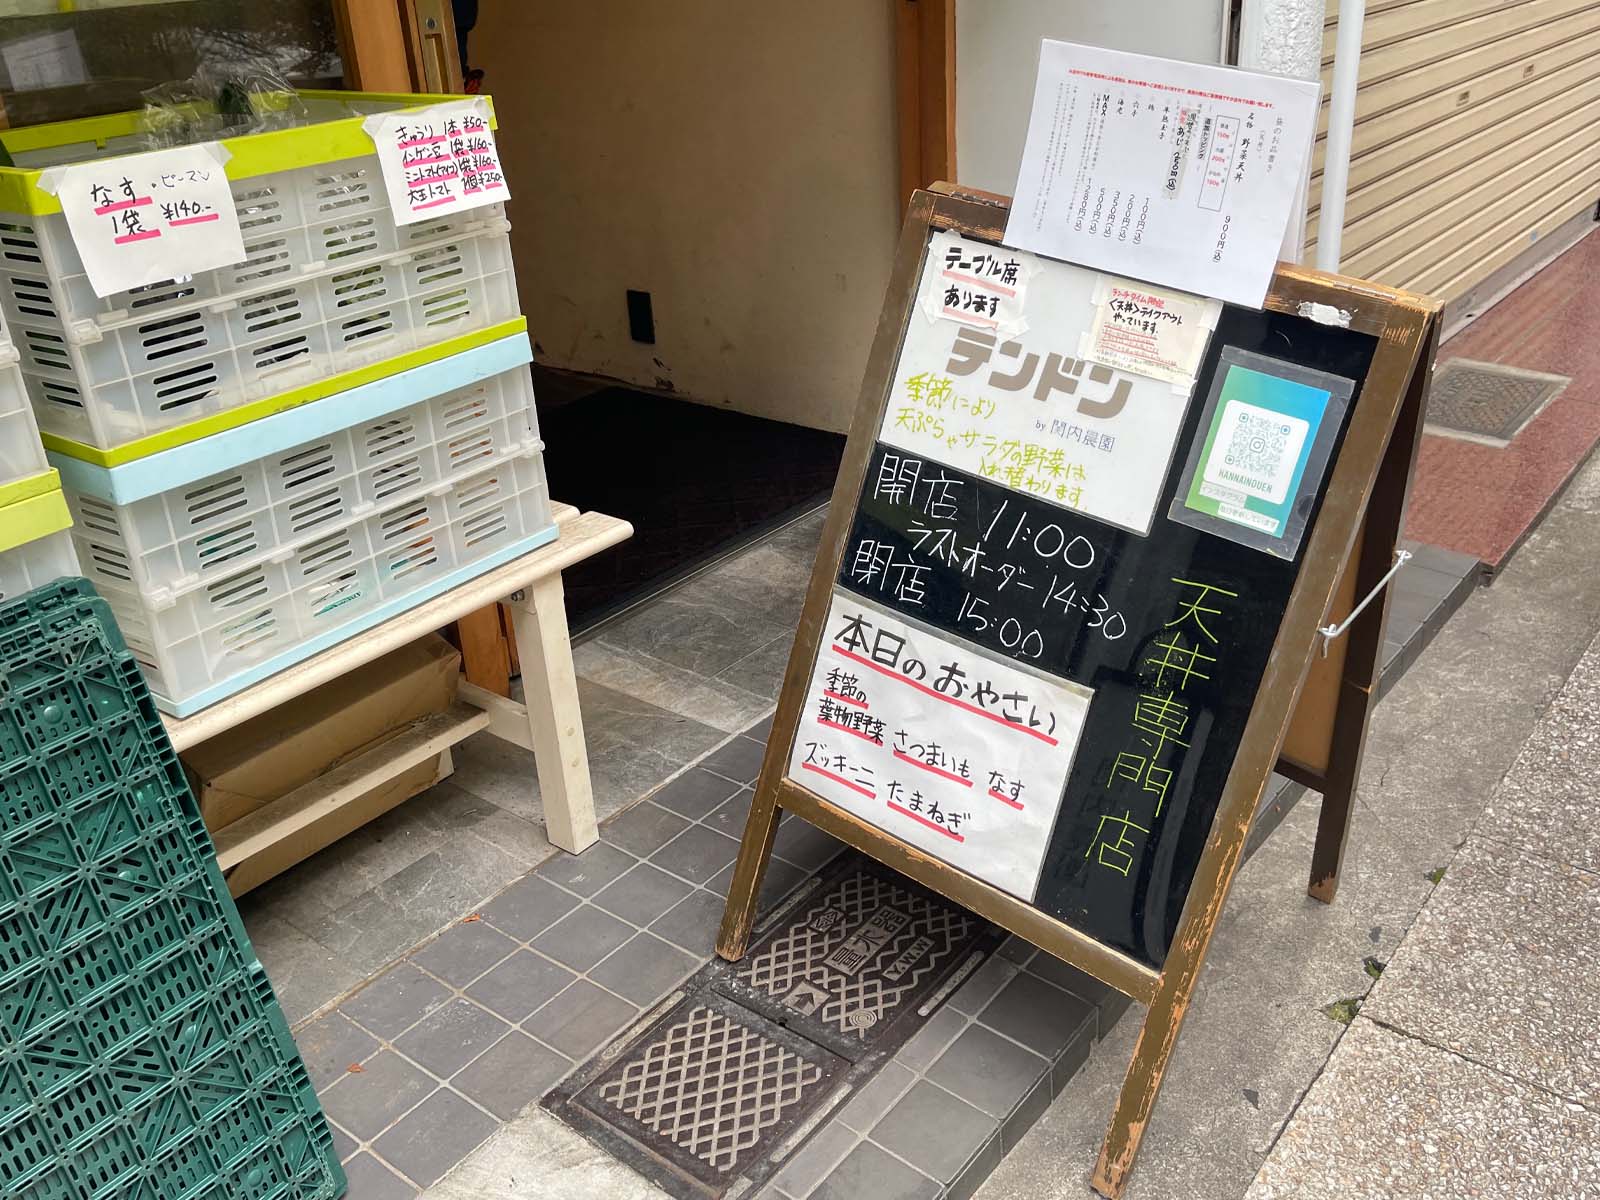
[48,335,555,716]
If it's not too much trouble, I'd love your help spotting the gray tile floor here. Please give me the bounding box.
[236,506,1480,1198]
[239,508,826,1027]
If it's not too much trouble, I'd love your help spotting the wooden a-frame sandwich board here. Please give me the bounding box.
[717,184,1439,1197]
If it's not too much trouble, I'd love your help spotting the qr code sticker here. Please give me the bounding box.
[1202,400,1309,505]
[1223,409,1293,481]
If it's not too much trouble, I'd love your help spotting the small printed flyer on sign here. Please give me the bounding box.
[883,231,1211,536]
[1169,348,1354,559]
[48,143,245,298]
[1082,278,1221,388]
[785,592,1093,901]
[364,98,509,225]
[1004,40,1319,308]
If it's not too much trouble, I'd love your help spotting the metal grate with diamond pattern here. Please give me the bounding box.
[597,1003,823,1172]
[715,856,993,1058]
[545,855,998,1199]
[554,990,844,1197]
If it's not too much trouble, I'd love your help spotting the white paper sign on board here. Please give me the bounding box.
[919,229,1037,337]
[47,144,245,299]
[886,232,1200,536]
[1004,40,1319,308]
[786,592,1093,902]
[1082,278,1221,389]
[364,99,509,226]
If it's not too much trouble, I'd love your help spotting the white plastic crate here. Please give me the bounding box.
[63,367,541,602]
[0,529,79,603]
[80,449,552,714]
[11,224,518,452]
[0,155,503,334]
[0,342,48,490]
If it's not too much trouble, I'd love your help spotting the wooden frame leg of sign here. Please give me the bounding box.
[1288,316,1437,904]
[716,186,1440,1198]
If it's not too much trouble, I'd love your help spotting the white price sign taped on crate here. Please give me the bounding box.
[44,143,246,299]
[364,99,509,226]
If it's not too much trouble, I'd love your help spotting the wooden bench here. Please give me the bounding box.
[162,502,632,889]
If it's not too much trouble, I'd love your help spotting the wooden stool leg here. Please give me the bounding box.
[505,574,599,853]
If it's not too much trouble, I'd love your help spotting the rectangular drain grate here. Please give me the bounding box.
[1425,358,1569,446]
[710,854,998,1060]
[563,990,847,1196]
[546,854,999,1199]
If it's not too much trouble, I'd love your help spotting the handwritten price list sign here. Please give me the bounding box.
[364,99,509,226]
[789,593,1092,900]
[50,144,246,299]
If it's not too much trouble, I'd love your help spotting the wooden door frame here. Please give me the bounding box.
[333,0,416,91]
[896,0,957,204]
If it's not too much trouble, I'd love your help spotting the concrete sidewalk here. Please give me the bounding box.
[1250,622,1600,1199]
[978,447,1600,1199]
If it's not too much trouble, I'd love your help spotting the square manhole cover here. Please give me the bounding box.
[710,854,999,1060]
[1426,359,1569,446]
[551,989,847,1199]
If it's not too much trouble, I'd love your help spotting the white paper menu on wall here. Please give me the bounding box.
[1004,40,1319,308]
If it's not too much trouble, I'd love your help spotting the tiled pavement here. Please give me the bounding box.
[298,701,1132,1199]
[296,730,811,1194]
[239,506,1479,1197]
[1407,225,1600,571]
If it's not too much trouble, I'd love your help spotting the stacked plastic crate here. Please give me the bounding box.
[0,578,343,1199]
[0,312,80,600]
[3,93,554,716]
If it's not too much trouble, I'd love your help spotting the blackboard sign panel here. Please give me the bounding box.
[717,185,1438,1199]
[835,295,1378,966]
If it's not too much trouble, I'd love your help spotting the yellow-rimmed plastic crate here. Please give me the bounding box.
[0,469,80,601]
[0,91,518,459]
[0,321,50,489]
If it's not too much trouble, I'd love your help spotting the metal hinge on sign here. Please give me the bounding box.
[1318,549,1411,656]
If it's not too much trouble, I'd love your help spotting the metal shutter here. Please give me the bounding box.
[1306,0,1600,309]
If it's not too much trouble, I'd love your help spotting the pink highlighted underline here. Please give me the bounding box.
[463,182,505,194]
[410,197,455,211]
[408,171,459,187]
[988,789,1024,811]
[168,213,220,227]
[404,153,454,167]
[823,690,867,710]
[887,800,965,842]
[942,306,999,328]
[819,717,879,746]
[114,230,161,244]
[830,645,1059,746]
[893,748,972,788]
[397,134,448,148]
[94,197,151,215]
[801,761,874,799]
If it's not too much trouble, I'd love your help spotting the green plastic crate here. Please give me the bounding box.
[0,578,345,1200]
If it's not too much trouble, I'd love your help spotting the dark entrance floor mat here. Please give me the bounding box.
[545,854,1000,1199]
[534,372,846,632]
